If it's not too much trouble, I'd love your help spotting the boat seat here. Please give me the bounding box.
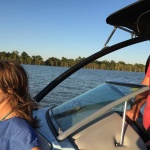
[72,112,147,150]
[36,131,51,150]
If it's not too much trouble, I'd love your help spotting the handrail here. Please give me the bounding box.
[120,101,127,146]
[58,86,149,140]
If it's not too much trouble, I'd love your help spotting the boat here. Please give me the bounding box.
[33,0,150,149]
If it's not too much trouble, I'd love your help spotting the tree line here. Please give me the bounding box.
[0,50,145,72]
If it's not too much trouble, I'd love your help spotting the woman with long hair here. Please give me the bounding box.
[0,60,40,150]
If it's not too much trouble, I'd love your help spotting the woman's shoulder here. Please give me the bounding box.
[3,117,36,134]
[0,117,40,149]
[6,117,30,126]
[1,116,38,139]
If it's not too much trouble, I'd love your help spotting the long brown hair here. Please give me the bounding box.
[0,60,39,128]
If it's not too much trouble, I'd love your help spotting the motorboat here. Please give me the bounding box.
[33,0,150,149]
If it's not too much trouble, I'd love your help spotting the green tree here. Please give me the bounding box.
[20,51,30,64]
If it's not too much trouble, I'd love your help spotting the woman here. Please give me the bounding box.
[126,57,150,146]
[0,60,41,150]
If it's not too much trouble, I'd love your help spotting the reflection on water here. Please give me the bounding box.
[23,65,144,108]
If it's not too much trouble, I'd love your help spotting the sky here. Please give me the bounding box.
[0,0,149,65]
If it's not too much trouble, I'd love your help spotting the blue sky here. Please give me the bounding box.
[0,0,149,64]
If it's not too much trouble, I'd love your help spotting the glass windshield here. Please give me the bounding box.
[51,82,141,131]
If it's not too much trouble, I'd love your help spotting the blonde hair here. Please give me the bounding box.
[0,60,39,128]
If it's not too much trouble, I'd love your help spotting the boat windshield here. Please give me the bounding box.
[51,82,143,131]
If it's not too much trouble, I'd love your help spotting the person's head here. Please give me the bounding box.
[0,60,39,128]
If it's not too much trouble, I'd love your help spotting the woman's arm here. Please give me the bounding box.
[126,74,150,121]
[126,90,148,121]
[31,147,41,150]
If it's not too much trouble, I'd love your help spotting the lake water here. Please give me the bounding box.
[23,65,145,108]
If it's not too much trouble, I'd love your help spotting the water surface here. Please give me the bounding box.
[23,65,144,107]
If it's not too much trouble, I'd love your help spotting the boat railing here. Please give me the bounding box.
[118,100,127,146]
[58,86,149,141]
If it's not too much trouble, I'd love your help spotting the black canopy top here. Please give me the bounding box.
[106,0,150,36]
